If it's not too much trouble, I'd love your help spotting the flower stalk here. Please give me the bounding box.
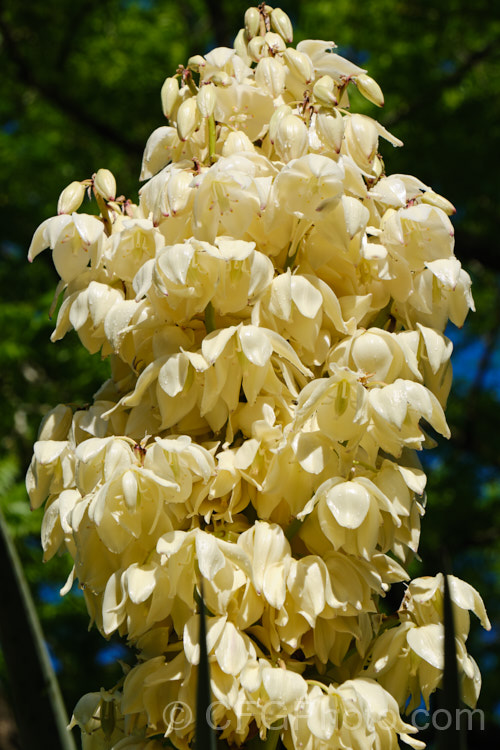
[26,6,489,750]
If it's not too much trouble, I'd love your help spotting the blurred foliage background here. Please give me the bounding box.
[1,0,499,747]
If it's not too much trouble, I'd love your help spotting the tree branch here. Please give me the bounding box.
[0,11,143,158]
[384,38,500,128]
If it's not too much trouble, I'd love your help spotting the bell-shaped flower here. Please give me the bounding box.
[400,573,490,639]
[104,218,163,282]
[365,379,450,458]
[380,203,455,274]
[365,619,482,711]
[28,213,104,283]
[26,439,75,510]
[135,237,273,324]
[294,366,369,448]
[213,80,275,142]
[121,652,197,741]
[326,327,421,385]
[140,126,184,180]
[197,323,312,431]
[266,153,344,223]
[184,614,257,676]
[55,279,126,356]
[155,528,257,638]
[395,259,474,331]
[300,476,401,559]
[286,678,424,750]
[192,153,275,243]
[237,521,292,609]
[252,270,348,365]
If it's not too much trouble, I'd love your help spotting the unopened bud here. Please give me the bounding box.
[283,48,314,83]
[234,28,251,64]
[187,54,206,72]
[94,169,116,201]
[244,7,261,39]
[313,75,337,106]
[270,8,293,43]
[197,83,217,118]
[372,154,384,180]
[57,181,85,215]
[275,114,308,162]
[222,130,255,156]
[269,104,293,143]
[176,96,201,141]
[420,190,456,215]
[347,114,378,161]
[264,31,286,55]
[248,35,268,62]
[167,170,194,215]
[355,73,385,107]
[161,76,180,119]
[255,57,286,97]
[315,109,344,153]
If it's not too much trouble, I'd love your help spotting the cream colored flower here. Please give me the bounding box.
[27,6,487,749]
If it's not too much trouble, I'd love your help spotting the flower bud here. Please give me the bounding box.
[270,8,293,43]
[283,48,314,83]
[264,31,286,56]
[176,96,201,141]
[315,109,344,153]
[187,54,206,72]
[222,130,255,156]
[255,57,286,97]
[167,170,194,215]
[248,35,268,62]
[234,28,251,64]
[275,114,308,162]
[161,76,180,119]
[313,75,337,106]
[420,190,456,215]
[345,114,378,161]
[244,7,261,40]
[371,154,384,180]
[93,169,116,201]
[57,181,85,215]
[269,104,293,143]
[197,83,217,118]
[355,73,385,107]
